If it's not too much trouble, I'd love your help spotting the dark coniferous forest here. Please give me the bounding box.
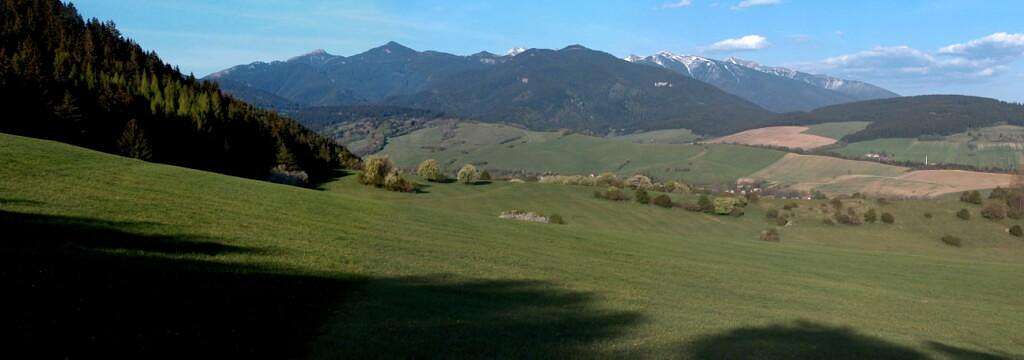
[0,0,359,180]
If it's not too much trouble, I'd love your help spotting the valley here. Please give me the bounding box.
[4,133,1023,358]
[5,1,1024,357]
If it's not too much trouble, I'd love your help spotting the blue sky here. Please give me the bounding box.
[72,0,1024,102]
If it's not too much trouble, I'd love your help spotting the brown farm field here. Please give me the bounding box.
[752,154,1015,197]
[708,126,837,150]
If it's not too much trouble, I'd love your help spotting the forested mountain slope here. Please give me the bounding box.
[775,95,1024,142]
[0,0,358,180]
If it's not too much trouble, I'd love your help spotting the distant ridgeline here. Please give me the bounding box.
[207,43,776,136]
[0,0,359,180]
[774,95,1024,143]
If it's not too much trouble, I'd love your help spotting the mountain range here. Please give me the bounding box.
[625,52,897,112]
[208,42,775,135]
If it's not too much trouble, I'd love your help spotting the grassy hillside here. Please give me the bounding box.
[3,132,1023,358]
[378,122,785,184]
[835,125,1024,170]
[611,128,701,144]
[751,153,909,185]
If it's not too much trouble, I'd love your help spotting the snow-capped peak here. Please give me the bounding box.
[506,47,527,56]
[624,54,644,62]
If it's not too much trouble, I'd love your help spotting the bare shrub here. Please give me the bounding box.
[941,235,962,247]
[651,194,673,208]
[594,187,629,201]
[1010,225,1023,237]
[634,189,650,204]
[981,203,1007,220]
[759,228,780,242]
[548,214,566,225]
[864,208,878,223]
[384,169,416,193]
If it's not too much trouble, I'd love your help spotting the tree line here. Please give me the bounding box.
[0,0,359,181]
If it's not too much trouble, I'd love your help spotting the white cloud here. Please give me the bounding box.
[704,35,770,52]
[732,0,781,10]
[938,32,1024,60]
[798,33,1024,85]
[662,0,693,8]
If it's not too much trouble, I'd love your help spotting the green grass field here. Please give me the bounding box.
[834,125,1024,170]
[836,138,1022,170]
[3,133,1023,358]
[611,128,701,144]
[803,121,872,140]
[751,153,909,185]
[379,122,784,184]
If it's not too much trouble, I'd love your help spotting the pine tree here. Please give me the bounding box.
[117,119,152,160]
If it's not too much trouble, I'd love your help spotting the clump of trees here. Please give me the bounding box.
[1010,225,1023,237]
[957,209,971,220]
[416,159,444,182]
[457,164,479,184]
[881,212,895,224]
[359,156,414,192]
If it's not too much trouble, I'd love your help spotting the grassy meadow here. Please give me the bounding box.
[835,125,1024,170]
[3,132,1023,358]
[378,122,784,184]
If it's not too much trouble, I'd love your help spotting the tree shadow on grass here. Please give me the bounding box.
[0,210,264,256]
[312,169,354,190]
[926,341,1017,360]
[1,210,347,358]
[313,275,645,358]
[682,320,930,360]
[2,209,644,358]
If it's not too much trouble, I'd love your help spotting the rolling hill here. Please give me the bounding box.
[776,95,1024,142]
[4,132,1023,358]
